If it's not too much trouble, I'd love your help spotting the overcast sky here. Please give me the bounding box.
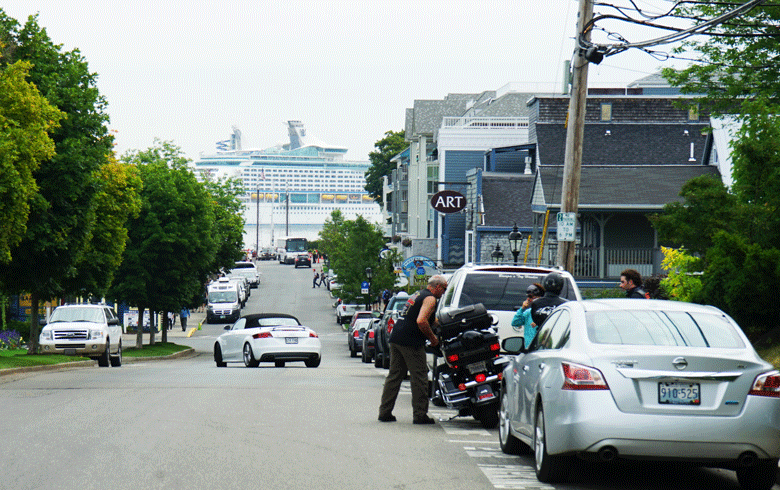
[3,1,689,162]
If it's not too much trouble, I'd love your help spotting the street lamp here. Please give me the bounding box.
[508,223,522,265]
[365,267,373,311]
[491,243,504,263]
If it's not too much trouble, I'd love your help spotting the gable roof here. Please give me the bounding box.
[534,165,721,211]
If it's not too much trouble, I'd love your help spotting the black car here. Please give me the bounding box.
[348,317,374,358]
[373,292,410,369]
[361,318,380,363]
[293,253,311,268]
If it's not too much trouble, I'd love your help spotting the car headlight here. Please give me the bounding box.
[40,330,52,341]
[90,330,105,340]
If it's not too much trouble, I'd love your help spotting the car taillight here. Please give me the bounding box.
[749,371,780,397]
[309,332,318,338]
[353,330,360,338]
[252,332,272,339]
[447,353,459,363]
[490,343,500,351]
[368,331,374,339]
[475,373,486,383]
[387,317,394,334]
[561,362,609,390]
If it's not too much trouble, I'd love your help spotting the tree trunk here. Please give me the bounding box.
[136,306,145,349]
[27,292,40,354]
[161,311,168,343]
[149,310,156,346]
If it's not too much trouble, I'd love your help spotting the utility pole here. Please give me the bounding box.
[557,0,594,272]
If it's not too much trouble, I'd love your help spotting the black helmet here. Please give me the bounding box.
[542,272,564,295]
[526,284,543,297]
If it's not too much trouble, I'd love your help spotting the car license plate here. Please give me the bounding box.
[285,337,298,344]
[64,349,76,355]
[659,382,700,405]
[467,361,486,375]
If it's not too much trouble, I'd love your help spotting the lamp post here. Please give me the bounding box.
[365,267,373,311]
[491,243,504,263]
[508,223,522,265]
[255,186,260,259]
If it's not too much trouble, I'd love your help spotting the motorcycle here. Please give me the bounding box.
[428,303,507,429]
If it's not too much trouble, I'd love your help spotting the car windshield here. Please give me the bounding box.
[209,291,237,303]
[457,273,578,311]
[233,262,255,269]
[587,309,746,348]
[252,317,300,327]
[50,307,104,323]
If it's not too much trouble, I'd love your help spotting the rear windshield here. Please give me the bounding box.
[457,273,578,311]
[587,310,746,348]
[234,262,256,269]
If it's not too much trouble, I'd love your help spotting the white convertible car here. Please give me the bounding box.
[214,313,322,368]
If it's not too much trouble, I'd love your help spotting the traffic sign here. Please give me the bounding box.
[557,212,576,241]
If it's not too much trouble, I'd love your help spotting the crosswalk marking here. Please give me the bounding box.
[478,464,558,490]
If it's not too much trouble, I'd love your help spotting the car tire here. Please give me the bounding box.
[350,345,357,358]
[534,403,570,483]
[305,357,321,368]
[110,340,122,367]
[243,343,259,367]
[97,342,110,367]
[275,360,285,367]
[499,392,524,454]
[214,343,227,367]
[374,352,382,368]
[382,352,390,369]
[736,459,778,490]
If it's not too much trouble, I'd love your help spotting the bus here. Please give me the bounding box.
[275,237,308,264]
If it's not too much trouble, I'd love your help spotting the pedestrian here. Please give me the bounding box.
[381,288,391,310]
[511,283,544,348]
[180,307,190,332]
[313,269,320,288]
[530,272,568,327]
[620,268,649,298]
[378,275,447,425]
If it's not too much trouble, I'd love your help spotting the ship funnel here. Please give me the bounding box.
[287,120,306,150]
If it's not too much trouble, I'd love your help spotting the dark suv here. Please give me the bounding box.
[373,291,410,369]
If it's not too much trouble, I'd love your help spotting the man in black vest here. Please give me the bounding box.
[378,275,447,424]
[531,272,568,328]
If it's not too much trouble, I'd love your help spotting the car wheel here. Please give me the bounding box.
[382,352,390,369]
[374,352,382,368]
[736,459,778,490]
[97,342,110,367]
[350,345,357,358]
[499,391,523,454]
[214,343,227,367]
[534,403,570,483]
[243,343,259,367]
[110,340,122,367]
[305,357,321,368]
[275,360,285,368]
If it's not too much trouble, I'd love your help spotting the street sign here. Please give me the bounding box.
[430,190,466,214]
[361,281,369,295]
[557,212,577,241]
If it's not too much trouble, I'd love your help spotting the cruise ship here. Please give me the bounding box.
[191,121,383,248]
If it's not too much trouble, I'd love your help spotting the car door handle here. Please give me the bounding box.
[538,363,546,371]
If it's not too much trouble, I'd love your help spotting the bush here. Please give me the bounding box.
[0,330,23,350]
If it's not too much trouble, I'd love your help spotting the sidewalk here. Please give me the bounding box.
[122,308,207,348]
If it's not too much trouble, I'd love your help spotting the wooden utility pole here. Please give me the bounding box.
[557,0,594,272]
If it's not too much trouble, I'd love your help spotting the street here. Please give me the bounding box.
[0,260,775,490]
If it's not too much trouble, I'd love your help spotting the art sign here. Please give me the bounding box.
[430,190,466,214]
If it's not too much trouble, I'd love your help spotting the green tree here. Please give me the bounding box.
[202,177,246,277]
[364,130,406,206]
[0,60,63,264]
[111,141,218,346]
[0,12,113,352]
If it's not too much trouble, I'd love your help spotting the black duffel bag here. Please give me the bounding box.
[436,303,492,339]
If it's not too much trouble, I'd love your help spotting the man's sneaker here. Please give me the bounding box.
[378,414,397,422]
[413,415,435,425]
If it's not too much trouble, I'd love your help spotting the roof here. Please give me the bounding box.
[535,165,721,211]
[535,123,711,166]
[480,172,535,228]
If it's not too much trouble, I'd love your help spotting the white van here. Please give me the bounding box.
[206,278,242,324]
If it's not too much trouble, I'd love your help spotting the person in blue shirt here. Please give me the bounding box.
[511,283,544,348]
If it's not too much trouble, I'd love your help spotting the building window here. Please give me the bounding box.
[427,165,439,194]
[600,103,612,122]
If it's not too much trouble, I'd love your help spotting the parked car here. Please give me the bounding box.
[361,318,380,363]
[373,291,410,369]
[38,304,123,367]
[437,264,581,346]
[214,313,321,368]
[498,299,780,489]
[231,261,260,288]
[206,278,242,324]
[347,317,374,358]
[294,253,311,268]
[336,302,362,326]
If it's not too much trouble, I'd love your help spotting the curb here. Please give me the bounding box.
[0,348,197,375]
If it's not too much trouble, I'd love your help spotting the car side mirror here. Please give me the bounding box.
[224,325,231,331]
[502,337,526,355]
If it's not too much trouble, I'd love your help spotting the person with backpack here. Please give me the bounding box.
[530,272,569,327]
[620,268,649,298]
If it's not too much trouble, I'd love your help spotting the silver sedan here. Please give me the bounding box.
[498,299,780,490]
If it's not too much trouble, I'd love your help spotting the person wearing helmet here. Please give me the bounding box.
[531,272,568,327]
[511,282,545,348]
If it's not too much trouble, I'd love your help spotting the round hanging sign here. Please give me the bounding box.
[430,190,466,214]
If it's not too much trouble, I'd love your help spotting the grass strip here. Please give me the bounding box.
[123,342,190,358]
[0,349,89,369]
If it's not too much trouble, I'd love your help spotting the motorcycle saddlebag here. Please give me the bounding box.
[440,330,500,367]
[437,303,492,339]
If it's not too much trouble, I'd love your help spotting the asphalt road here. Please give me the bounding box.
[0,260,776,490]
